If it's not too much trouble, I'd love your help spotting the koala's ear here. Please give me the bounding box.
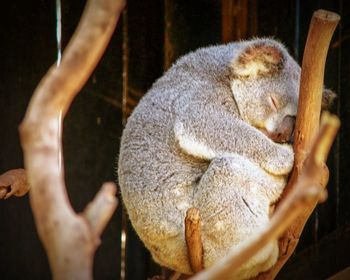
[322,88,337,110]
[231,42,285,79]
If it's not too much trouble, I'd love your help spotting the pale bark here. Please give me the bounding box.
[18,0,125,279]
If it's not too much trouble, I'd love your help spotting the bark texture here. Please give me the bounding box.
[19,0,125,279]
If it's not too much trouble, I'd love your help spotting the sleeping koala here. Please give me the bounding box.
[118,38,334,279]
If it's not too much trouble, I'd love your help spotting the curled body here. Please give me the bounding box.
[118,38,326,278]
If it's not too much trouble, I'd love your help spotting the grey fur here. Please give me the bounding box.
[118,38,301,279]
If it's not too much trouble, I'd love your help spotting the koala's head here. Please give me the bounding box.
[230,38,335,143]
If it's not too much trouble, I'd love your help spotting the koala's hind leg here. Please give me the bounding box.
[193,155,281,279]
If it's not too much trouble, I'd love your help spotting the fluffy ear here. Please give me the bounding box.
[322,88,337,110]
[231,42,285,79]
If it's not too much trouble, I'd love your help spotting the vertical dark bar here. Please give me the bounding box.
[248,0,258,36]
[164,0,174,70]
[222,0,233,43]
[221,0,249,43]
[256,0,296,51]
[0,1,56,279]
[294,0,300,60]
[124,0,165,278]
[120,9,129,280]
[338,0,350,227]
[164,0,221,68]
[334,0,342,227]
[122,10,129,126]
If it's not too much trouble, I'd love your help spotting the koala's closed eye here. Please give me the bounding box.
[268,95,280,112]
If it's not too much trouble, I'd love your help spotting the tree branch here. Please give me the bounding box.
[18,0,125,279]
[256,10,340,279]
[189,9,340,280]
[185,208,204,273]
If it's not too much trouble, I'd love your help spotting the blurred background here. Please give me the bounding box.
[0,0,349,279]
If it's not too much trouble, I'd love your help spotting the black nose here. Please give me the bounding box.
[271,116,296,144]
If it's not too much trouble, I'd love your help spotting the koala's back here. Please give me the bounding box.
[118,41,286,276]
[119,44,242,219]
[119,44,240,270]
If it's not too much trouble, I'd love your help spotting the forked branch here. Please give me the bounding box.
[18,0,125,279]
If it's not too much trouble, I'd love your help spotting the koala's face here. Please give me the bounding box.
[230,39,301,143]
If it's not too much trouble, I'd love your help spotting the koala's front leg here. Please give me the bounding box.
[174,103,294,175]
[194,156,280,278]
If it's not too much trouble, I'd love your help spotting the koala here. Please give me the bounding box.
[118,38,334,279]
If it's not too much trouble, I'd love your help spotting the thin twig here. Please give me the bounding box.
[185,208,203,273]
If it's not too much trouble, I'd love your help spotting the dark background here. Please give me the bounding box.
[0,0,349,279]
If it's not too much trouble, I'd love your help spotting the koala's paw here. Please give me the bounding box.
[265,144,294,176]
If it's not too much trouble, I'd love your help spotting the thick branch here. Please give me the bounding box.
[189,9,340,280]
[286,9,340,193]
[293,10,340,165]
[185,208,203,273]
[256,10,340,279]
[18,0,124,279]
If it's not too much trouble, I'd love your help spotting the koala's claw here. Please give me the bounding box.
[0,169,29,199]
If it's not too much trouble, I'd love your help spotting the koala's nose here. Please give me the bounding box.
[270,116,296,144]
